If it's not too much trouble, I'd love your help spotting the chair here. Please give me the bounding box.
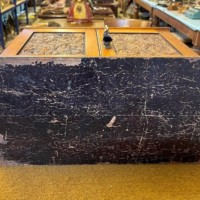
[104,18,152,28]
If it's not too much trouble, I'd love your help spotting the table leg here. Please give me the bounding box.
[152,15,159,27]
[192,32,200,55]
[112,6,118,18]
[0,13,5,49]
[25,1,29,25]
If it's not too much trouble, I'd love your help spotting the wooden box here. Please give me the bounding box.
[0,28,200,165]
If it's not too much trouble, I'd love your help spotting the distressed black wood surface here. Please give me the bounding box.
[0,58,200,164]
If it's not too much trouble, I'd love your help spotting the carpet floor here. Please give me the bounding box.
[0,164,200,200]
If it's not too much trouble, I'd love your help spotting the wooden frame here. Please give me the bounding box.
[1,28,198,57]
[96,28,198,57]
[1,28,99,57]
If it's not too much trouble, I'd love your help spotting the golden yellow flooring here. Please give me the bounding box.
[0,164,200,200]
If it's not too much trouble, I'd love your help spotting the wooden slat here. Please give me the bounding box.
[1,29,34,56]
[85,29,99,57]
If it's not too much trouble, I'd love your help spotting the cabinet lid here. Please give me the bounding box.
[1,28,99,57]
[1,28,198,57]
[96,28,198,57]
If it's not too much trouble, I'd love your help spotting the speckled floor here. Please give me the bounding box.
[0,164,200,200]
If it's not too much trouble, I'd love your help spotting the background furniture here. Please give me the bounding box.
[153,5,200,53]
[135,0,157,20]
[133,0,200,53]
[0,0,36,49]
[30,18,105,28]
[88,0,115,19]
[95,1,119,17]
[104,18,152,27]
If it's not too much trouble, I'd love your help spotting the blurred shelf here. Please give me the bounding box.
[0,0,36,49]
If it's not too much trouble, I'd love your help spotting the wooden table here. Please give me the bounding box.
[153,7,200,53]
[133,0,200,53]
